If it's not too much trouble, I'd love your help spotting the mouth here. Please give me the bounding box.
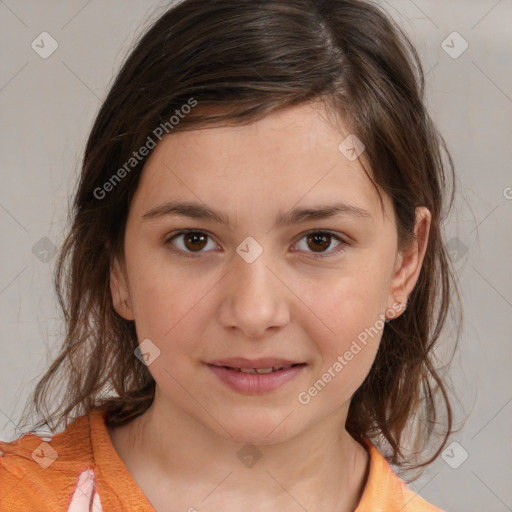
[206,358,307,394]
[211,363,304,374]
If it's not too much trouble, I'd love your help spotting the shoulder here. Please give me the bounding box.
[355,437,446,512]
[0,410,100,511]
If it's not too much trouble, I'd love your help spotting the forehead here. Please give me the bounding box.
[130,102,392,227]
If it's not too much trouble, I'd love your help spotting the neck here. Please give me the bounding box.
[108,393,370,512]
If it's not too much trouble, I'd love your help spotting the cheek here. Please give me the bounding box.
[299,259,390,380]
[126,252,209,346]
[298,305,384,412]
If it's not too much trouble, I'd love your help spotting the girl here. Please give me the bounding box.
[0,0,461,511]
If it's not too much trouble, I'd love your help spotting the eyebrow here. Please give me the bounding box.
[142,199,373,228]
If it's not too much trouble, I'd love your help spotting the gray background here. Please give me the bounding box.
[1,1,511,511]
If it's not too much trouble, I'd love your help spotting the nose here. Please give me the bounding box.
[216,250,290,339]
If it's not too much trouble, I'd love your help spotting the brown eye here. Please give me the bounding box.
[166,229,348,259]
[306,232,332,253]
[294,230,347,259]
[166,230,217,255]
[183,232,208,251]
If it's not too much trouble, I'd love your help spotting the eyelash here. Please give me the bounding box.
[164,229,349,260]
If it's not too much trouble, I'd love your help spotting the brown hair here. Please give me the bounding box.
[17,0,462,478]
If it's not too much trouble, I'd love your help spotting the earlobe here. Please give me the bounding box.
[386,207,431,318]
[110,257,135,321]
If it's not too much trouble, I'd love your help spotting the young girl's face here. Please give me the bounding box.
[111,102,429,444]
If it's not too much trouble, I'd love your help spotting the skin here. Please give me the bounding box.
[108,101,431,512]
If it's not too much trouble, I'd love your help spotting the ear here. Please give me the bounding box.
[386,206,431,318]
[110,256,135,321]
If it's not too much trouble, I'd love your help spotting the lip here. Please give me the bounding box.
[206,358,307,394]
[207,357,301,369]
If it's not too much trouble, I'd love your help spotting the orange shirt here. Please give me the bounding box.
[0,405,444,511]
